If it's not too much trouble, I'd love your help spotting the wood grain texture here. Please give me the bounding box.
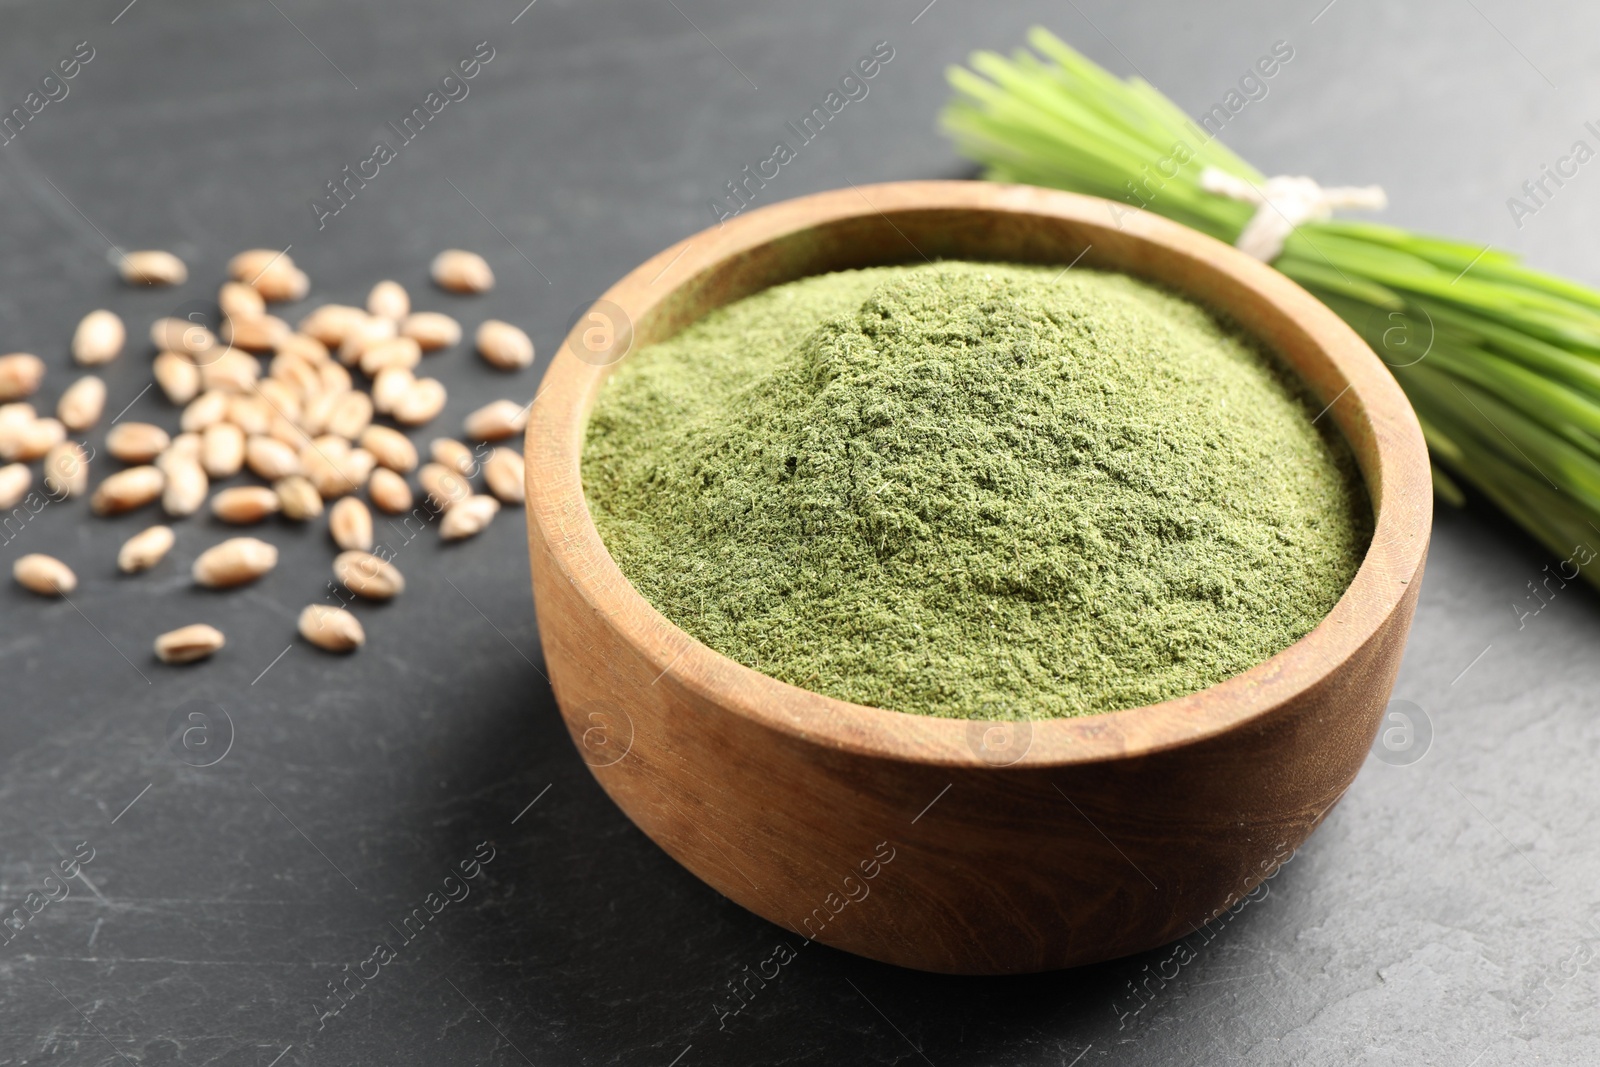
[524,181,1432,974]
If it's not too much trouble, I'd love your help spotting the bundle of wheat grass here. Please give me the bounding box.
[944,28,1600,581]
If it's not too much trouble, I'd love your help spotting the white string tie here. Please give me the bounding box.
[1200,167,1387,262]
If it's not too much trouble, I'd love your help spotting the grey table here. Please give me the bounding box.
[2,0,1596,1063]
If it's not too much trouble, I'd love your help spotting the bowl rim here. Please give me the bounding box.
[525,180,1432,769]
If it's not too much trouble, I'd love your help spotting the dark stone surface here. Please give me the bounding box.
[1,0,1596,1063]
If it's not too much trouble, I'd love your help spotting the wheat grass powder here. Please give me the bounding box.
[583,261,1370,719]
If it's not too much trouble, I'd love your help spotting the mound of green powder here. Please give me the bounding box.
[583,262,1369,719]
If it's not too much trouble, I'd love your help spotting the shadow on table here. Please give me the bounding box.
[400,642,1310,1065]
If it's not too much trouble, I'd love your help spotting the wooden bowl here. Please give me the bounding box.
[525,181,1431,975]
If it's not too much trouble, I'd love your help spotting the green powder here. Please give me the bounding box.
[583,261,1370,719]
